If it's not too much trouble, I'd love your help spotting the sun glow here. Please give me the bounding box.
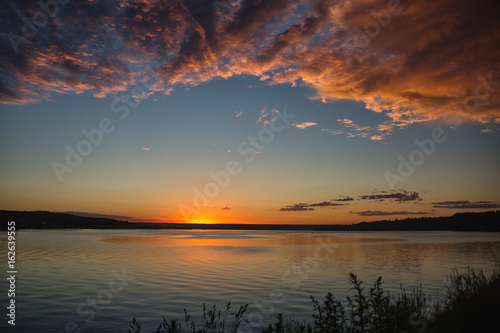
[189,219,216,224]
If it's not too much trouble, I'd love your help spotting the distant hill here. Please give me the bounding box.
[329,211,500,232]
[1,210,499,231]
[0,210,136,230]
[139,211,500,231]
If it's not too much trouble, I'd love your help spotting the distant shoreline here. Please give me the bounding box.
[1,210,499,232]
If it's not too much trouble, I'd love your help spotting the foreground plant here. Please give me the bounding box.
[306,274,428,333]
[128,265,500,332]
[128,302,248,333]
[427,265,500,332]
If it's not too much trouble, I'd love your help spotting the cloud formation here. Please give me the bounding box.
[350,210,428,217]
[360,191,420,202]
[1,0,499,137]
[280,203,314,212]
[280,200,345,211]
[432,201,500,209]
[308,201,344,207]
[334,197,354,202]
[293,122,318,129]
[322,129,344,136]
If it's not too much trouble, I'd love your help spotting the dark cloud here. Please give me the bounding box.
[1,0,499,137]
[350,210,428,217]
[279,203,314,212]
[432,201,500,209]
[281,191,423,212]
[308,201,345,207]
[221,206,231,210]
[360,191,420,202]
[280,200,345,211]
[334,197,354,202]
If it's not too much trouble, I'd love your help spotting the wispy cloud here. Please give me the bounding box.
[280,201,345,211]
[432,201,500,209]
[308,201,344,207]
[330,118,373,139]
[234,110,244,117]
[322,129,344,136]
[350,210,428,217]
[256,107,269,124]
[280,203,314,212]
[359,191,420,202]
[255,107,285,127]
[293,122,318,129]
[334,197,354,202]
[338,119,371,132]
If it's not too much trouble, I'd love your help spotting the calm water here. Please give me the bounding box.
[1,229,499,332]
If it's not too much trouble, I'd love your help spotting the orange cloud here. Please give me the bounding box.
[293,122,318,129]
[2,0,499,138]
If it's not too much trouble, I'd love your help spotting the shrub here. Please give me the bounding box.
[128,265,500,333]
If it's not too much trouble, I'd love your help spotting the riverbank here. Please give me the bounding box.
[1,210,499,231]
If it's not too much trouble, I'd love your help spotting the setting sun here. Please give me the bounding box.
[188,218,216,225]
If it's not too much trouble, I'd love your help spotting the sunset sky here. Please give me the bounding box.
[1,0,499,224]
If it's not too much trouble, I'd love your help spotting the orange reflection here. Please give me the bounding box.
[189,219,215,224]
[102,234,405,247]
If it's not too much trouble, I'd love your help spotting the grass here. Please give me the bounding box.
[426,266,500,333]
[128,265,500,333]
[129,303,248,333]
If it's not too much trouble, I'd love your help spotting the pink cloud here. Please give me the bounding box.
[293,122,318,129]
[1,0,498,138]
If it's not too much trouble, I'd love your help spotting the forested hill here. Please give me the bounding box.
[0,210,135,230]
[0,210,499,231]
[319,211,500,232]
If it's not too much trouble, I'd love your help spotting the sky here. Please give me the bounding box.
[0,0,499,224]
